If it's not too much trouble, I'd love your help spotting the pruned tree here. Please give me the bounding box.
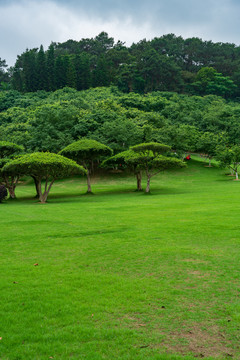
[59,139,112,193]
[2,152,86,203]
[0,141,24,199]
[128,142,186,193]
[101,150,143,191]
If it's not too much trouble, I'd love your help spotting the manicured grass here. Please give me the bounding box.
[0,158,240,359]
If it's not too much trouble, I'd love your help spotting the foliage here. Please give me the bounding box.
[2,152,86,202]
[1,86,240,159]
[0,141,24,199]
[6,32,240,99]
[129,142,186,192]
[59,139,112,163]
[0,141,24,158]
[60,138,112,192]
[197,132,227,166]
[215,145,240,180]
[153,124,200,158]
[101,149,144,190]
[130,142,171,155]
[191,67,237,98]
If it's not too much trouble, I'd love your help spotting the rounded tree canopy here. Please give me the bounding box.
[131,142,171,155]
[0,141,24,158]
[125,151,186,171]
[101,150,133,168]
[59,139,113,163]
[151,155,186,170]
[2,152,86,179]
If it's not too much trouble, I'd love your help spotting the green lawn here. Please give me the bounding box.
[0,158,239,360]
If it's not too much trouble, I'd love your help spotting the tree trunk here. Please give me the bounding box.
[145,175,151,193]
[136,171,143,191]
[4,175,19,199]
[8,186,16,199]
[32,176,40,198]
[38,178,55,203]
[209,158,212,167]
[37,179,43,202]
[86,171,92,193]
[236,171,239,180]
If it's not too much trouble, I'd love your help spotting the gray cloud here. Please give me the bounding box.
[0,0,240,67]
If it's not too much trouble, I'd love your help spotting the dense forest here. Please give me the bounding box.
[1,86,240,157]
[1,32,240,98]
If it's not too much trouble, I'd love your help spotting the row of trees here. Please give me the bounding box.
[1,136,239,204]
[1,32,240,97]
[0,140,186,203]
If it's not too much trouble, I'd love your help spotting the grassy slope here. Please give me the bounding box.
[0,158,239,360]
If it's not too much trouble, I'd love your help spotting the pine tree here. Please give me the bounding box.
[65,56,77,88]
[36,45,48,90]
[54,56,65,89]
[47,43,55,91]
[22,49,38,92]
[74,53,91,90]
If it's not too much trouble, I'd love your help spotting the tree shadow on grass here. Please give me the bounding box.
[9,185,187,204]
[47,186,187,203]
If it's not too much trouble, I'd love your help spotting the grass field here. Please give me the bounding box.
[0,158,240,360]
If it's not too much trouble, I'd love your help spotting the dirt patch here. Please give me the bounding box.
[182,258,208,264]
[158,324,235,358]
[187,270,211,279]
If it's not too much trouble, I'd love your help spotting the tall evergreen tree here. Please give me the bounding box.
[22,49,38,92]
[54,56,66,89]
[92,55,110,87]
[47,43,56,91]
[74,53,91,90]
[36,45,48,90]
[65,56,77,88]
[11,58,23,92]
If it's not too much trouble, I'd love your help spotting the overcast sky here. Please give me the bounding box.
[1,0,240,67]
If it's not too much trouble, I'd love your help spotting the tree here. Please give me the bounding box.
[101,150,143,191]
[54,56,66,89]
[128,142,186,193]
[59,139,112,193]
[36,45,48,90]
[191,67,237,98]
[22,49,38,92]
[92,118,143,153]
[0,141,23,159]
[2,152,86,203]
[197,132,225,166]
[154,124,200,160]
[74,53,91,90]
[47,43,56,91]
[0,141,24,199]
[27,103,80,153]
[92,55,110,87]
[216,145,240,180]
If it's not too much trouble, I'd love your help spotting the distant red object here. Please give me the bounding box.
[185,155,191,160]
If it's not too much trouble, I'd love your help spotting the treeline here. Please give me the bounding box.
[1,32,240,98]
